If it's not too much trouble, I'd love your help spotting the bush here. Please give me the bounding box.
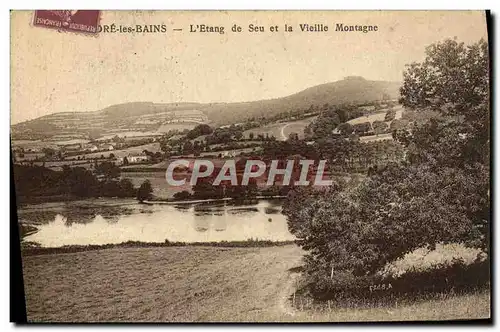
[301,259,489,303]
[337,122,354,136]
[384,109,396,121]
[352,122,372,135]
[283,38,490,302]
[173,190,191,201]
[390,119,410,131]
[372,120,389,134]
[137,180,153,202]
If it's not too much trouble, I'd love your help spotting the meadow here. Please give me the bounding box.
[21,244,490,322]
[243,116,318,141]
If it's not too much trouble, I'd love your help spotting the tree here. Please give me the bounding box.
[287,132,299,142]
[283,38,490,290]
[389,119,409,131]
[95,161,121,181]
[400,39,488,119]
[42,147,56,159]
[384,39,489,258]
[352,122,371,136]
[192,176,224,199]
[159,140,170,153]
[398,38,489,167]
[186,124,213,139]
[384,109,396,121]
[118,178,136,197]
[234,130,243,141]
[337,122,353,136]
[173,190,192,201]
[372,120,388,135]
[182,141,194,155]
[137,180,153,202]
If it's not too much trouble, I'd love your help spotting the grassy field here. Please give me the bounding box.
[66,142,161,160]
[347,106,404,126]
[292,291,490,322]
[121,171,189,198]
[243,117,317,141]
[21,245,490,322]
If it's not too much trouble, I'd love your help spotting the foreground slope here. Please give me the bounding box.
[22,245,489,322]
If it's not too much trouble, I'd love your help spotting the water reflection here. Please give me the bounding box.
[21,198,294,247]
[228,207,260,214]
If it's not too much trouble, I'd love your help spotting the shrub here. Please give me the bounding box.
[301,258,489,304]
[136,180,153,202]
[283,38,490,301]
[372,120,389,134]
[390,119,410,131]
[384,109,396,121]
[173,190,192,201]
[352,122,371,135]
[337,122,354,136]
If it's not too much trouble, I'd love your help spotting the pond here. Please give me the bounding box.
[18,198,295,247]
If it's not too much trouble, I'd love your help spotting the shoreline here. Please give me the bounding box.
[145,195,287,205]
[18,195,288,207]
[21,239,297,256]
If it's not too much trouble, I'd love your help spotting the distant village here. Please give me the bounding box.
[11,98,406,175]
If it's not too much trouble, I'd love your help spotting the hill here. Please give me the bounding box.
[202,76,400,124]
[11,77,400,140]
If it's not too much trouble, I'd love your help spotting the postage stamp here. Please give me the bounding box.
[33,10,100,34]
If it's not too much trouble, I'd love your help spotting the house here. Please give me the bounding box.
[84,144,98,152]
[100,143,115,151]
[221,151,237,158]
[125,153,151,164]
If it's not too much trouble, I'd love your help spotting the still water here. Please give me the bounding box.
[19,198,295,247]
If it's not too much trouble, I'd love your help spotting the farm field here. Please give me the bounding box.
[200,147,261,157]
[25,160,95,171]
[21,244,490,322]
[243,116,318,141]
[66,142,161,160]
[347,106,404,126]
[120,171,187,198]
[96,131,163,140]
[17,143,163,170]
[157,123,199,133]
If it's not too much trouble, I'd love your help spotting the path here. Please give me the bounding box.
[280,123,292,140]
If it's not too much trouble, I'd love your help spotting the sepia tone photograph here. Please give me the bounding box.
[10,10,491,323]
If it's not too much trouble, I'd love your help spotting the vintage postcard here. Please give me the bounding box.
[10,10,491,323]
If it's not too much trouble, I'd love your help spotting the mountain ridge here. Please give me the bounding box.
[12,77,401,140]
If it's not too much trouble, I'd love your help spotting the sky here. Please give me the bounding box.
[10,10,488,124]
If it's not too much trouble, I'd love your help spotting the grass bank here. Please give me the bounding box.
[21,245,490,322]
[21,239,296,256]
